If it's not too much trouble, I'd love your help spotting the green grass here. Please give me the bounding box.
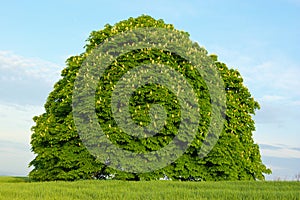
[0,177,299,200]
[0,176,29,183]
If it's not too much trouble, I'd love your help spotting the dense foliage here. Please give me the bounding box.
[29,15,271,181]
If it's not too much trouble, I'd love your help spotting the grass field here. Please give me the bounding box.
[0,177,299,200]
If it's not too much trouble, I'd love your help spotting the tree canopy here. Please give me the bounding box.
[29,15,271,181]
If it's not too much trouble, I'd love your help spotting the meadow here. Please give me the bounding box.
[0,176,299,200]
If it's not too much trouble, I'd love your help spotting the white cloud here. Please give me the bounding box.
[0,51,63,105]
[247,61,300,96]
[0,102,43,175]
[0,50,62,175]
[291,101,300,106]
[0,140,34,176]
[259,95,287,102]
[255,95,300,125]
[259,143,300,158]
[210,45,300,98]
[211,45,300,150]
[0,102,44,144]
[255,95,298,122]
[0,50,61,83]
[0,52,65,175]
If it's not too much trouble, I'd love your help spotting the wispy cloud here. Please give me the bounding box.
[211,45,300,149]
[210,46,300,98]
[260,143,300,180]
[0,102,42,175]
[245,60,300,97]
[262,156,300,180]
[0,102,44,144]
[0,51,62,105]
[259,144,282,150]
[0,50,61,83]
[260,95,287,102]
[0,141,34,176]
[255,95,300,124]
[259,143,300,158]
[0,140,29,151]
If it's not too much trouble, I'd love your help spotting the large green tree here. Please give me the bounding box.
[29,15,271,181]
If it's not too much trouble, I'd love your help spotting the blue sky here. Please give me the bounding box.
[0,0,299,180]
